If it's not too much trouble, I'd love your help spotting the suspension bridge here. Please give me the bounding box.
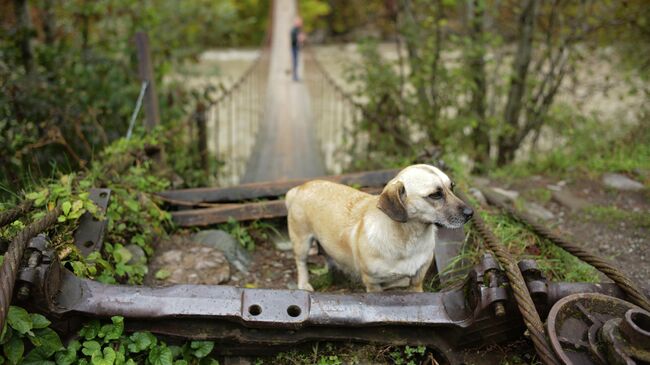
[2,1,650,364]
[201,0,363,186]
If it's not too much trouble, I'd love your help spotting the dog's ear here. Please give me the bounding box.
[377,181,408,223]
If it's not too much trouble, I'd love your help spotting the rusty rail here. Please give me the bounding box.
[0,207,61,331]
[481,188,650,312]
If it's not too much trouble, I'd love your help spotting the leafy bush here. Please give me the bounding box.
[0,306,218,365]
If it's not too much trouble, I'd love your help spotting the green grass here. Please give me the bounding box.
[480,210,599,283]
[490,118,649,182]
[582,205,650,229]
[521,188,552,204]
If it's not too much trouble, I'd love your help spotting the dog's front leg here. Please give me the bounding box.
[361,273,384,293]
[408,253,434,292]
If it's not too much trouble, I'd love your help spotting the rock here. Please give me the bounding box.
[602,173,645,191]
[523,202,555,221]
[471,176,491,187]
[546,184,562,192]
[271,230,293,251]
[124,244,146,265]
[552,190,590,211]
[469,187,487,206]
[192,229,252,273]
[155,245,230,285]
[160,249,183,264]
[490,187,520,202]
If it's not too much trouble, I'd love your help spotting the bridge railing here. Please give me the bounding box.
[194,49,270,186]
[304,48,369,174]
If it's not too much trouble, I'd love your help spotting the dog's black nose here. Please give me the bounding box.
[462,206,474,220]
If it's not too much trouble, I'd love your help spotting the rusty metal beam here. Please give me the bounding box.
[158,169,398,204]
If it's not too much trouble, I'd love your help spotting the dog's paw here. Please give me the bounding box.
[298,283,314,291]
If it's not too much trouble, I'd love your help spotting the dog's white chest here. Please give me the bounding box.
[365,225,436,280]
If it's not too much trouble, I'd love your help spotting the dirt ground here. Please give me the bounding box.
[495,173,650,294]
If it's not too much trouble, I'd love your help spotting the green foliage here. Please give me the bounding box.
[491,110,650,180]
[218,218,279,251]
[477,210,599,283]
[2,307,219,365]
[1,306,63,365]
[388,345,427,365]
[0,0,271,190]
[0,133,172,285]
[582,206,650,229]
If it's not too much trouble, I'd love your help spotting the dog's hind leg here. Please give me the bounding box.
[288,218,314,291]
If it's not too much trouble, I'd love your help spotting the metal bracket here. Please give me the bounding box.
[73,188,111,256]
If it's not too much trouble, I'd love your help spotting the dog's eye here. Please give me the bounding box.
[429,191,443,200]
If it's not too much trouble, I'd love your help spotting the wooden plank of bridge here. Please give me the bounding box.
[171,186,384,227]
[241,0,325,182]
[159,168,398,204]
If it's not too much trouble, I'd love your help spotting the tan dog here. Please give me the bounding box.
[285,164,473,292]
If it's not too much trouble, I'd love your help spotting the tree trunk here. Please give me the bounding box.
[13,0,34,74]
[497,0,539,165]
[42,0,56,45]
[467,0,489,168]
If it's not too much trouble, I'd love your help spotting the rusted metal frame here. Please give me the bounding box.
[158,169,398,205]
[23,253,625,363]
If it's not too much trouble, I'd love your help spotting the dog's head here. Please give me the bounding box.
[377,164,473,228]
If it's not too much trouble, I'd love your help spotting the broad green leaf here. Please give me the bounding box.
[22,347,55,365]
[155,269,170,280]
[82,341,101,357]
[173,361,187,365]
[2,336,23,365]
[72,200,84,213]
[190,341,214,359]
[61,201,72,216]
[7,306,32,334]
[127,332,156,353]
[98,317,123,342]
[79,320,100,340]
[31,314,51,329]
[148,346,173,365]
[33,328,63,357]
[198,358,218,365]
[55,344,78,365]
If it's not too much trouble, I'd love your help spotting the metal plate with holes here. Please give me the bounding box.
[73,188,111,256]
[242,289,310,326]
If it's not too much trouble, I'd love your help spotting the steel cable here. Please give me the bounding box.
[457,191,560,365]
[481,188,650,312]
[0,207,61,331]
[0,200,34,229]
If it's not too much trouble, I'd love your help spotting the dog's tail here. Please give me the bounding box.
[285,186,298,211]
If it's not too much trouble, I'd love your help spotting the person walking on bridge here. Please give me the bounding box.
[290,16,305,81]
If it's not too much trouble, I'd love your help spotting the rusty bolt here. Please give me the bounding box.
[494,302,506,317]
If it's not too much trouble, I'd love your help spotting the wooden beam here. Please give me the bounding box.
[170,187,383,227]
[172,200,286,227]
[159,169,398,205]
[134,32,160,130]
